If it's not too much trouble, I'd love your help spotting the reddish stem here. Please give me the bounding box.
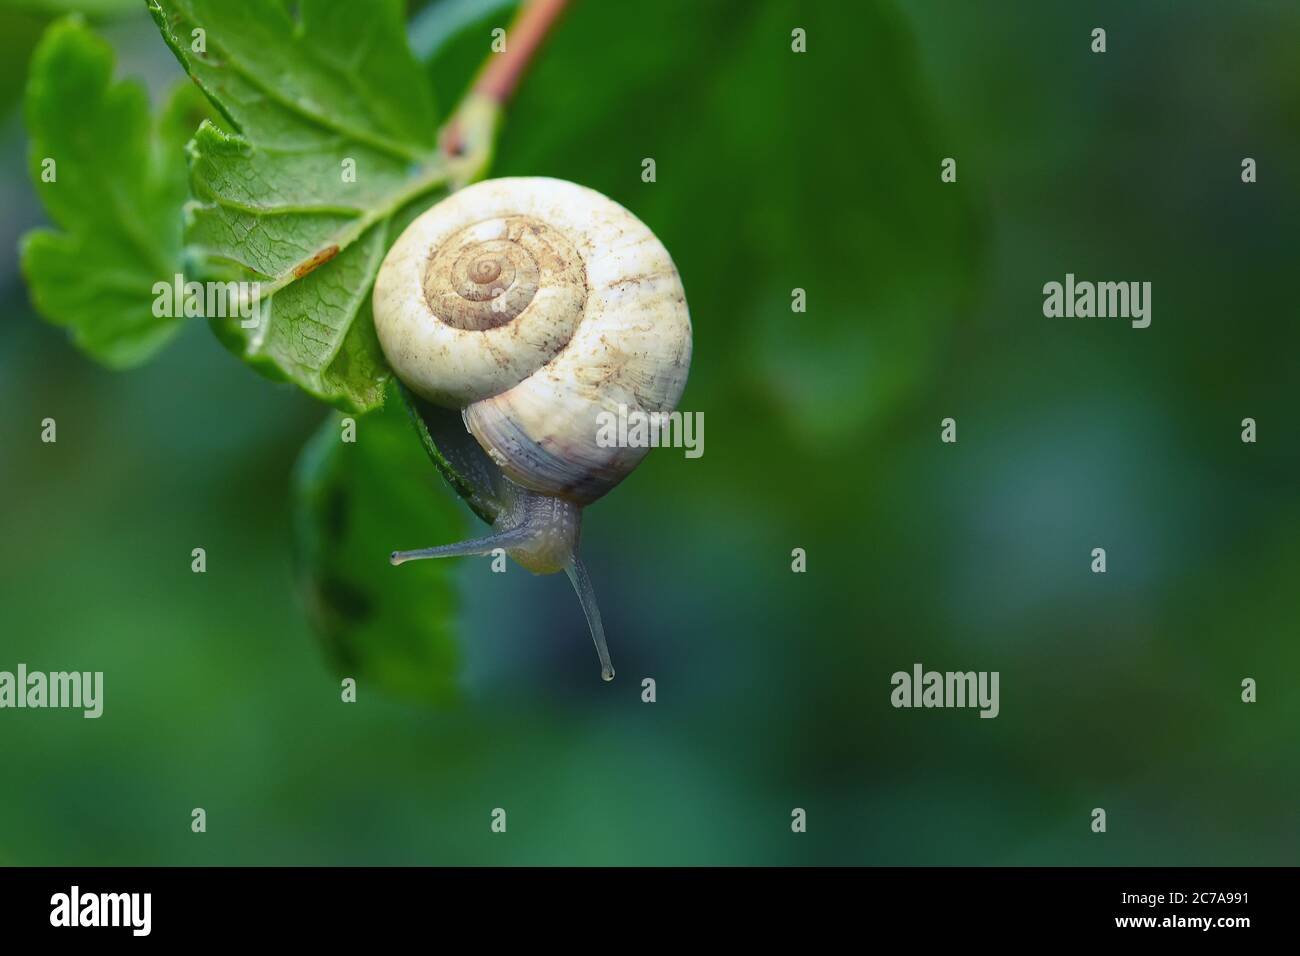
[441,0,569,156]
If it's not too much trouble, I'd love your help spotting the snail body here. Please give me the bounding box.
[372,177,692,680]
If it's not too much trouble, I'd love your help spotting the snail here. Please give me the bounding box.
[372,177,692,682]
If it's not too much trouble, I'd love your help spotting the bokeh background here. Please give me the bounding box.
[1,0,1297,865]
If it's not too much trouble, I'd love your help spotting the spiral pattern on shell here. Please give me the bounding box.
[372,177,692,505]
[422,215,583,331]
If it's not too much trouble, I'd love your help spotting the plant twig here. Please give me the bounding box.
[440,0,569,158]
[472,0,569,104]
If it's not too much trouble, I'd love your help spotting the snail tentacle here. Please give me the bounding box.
[389,527,532,566]
[565,557,614,683]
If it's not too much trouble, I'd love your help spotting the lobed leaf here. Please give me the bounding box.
[148,0,449,412]
[20,17,207,368]
[293,381,468,705]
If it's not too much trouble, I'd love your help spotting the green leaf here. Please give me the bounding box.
[19,17,207,368]
[398,383,507,527]
[293,381,468,704]
[0,0,139,17]
[148,0,448,412]
[2,0,139,18]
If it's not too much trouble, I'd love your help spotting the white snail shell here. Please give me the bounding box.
[372,176,692,505]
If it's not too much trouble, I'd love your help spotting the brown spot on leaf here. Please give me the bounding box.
[295,245,340,279]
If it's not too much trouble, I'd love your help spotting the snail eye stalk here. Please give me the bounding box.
[389,528,527,565]
[565,557,614,682]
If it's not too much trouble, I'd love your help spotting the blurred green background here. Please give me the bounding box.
[1,0,1297,865]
